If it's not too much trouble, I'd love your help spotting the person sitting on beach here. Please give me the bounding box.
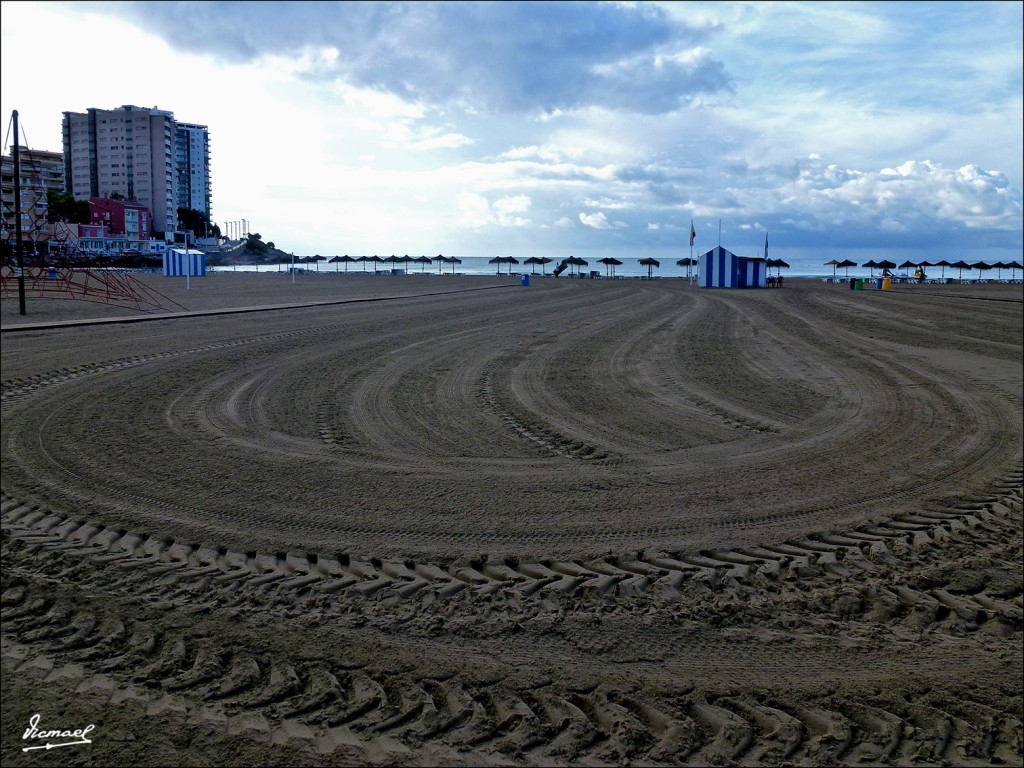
[917,267,926,284]
[777,274,784,288]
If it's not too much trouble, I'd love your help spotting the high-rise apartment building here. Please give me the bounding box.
[62,105,186,237]
[2,146,65,252]
[175,122,211,222]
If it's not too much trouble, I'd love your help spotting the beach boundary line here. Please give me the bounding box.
[0,283,517,334]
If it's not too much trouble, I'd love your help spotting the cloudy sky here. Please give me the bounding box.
[2,1,1021,264]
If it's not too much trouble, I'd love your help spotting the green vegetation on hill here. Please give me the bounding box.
[242,233,276,254]
[205,234,291,266]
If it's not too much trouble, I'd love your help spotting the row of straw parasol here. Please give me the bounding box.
[824,258,1023,281]
[280,254,465,274]
[488,256,580,275]
[279,254,1021,281]
[490,256,701,278]
[294,255,703,279]
[288,254,659,277]
[281,254,705,279]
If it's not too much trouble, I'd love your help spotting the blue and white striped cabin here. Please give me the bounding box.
[698,246,767,288]
[163,249,206,277]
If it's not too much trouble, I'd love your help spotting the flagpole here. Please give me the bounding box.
[689,219,695,286]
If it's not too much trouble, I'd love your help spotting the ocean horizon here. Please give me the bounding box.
[208,256,1016,282]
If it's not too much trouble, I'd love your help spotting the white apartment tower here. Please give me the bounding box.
[175,123,211,221]
[62,105,181,237]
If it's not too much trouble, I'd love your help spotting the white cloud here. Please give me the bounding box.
[381,122,473,150]
[331,82,426,119]
[583,197,631,210]
[791,158,1021,230]
[493,194,533,227]
[498,145,563,162]
[100,1,731,115]
[578,211,630,230]
[579,212,613,229]
[455,191,494,228]
[499,146,542,160]
[455,192,532,228]
[1,0,1019,262]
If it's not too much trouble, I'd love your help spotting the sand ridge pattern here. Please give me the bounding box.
[1,274,1021,766]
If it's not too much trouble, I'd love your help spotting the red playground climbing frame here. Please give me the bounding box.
[1,264,187,314]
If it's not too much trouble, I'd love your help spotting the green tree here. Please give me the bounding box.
[243,232,270,255]
[177,207,215,238]
[46,190,90,224]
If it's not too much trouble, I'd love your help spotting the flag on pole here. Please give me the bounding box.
[690,221,696,247]
[764,233,768,260]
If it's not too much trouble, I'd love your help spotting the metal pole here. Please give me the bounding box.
[689,219,694,286]
[185,231,190,290]
[13,111,27,315]
[291,252,295,284]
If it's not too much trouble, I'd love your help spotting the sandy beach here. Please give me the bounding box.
[2,272,1021,766]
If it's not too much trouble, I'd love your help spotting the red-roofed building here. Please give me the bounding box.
[89,194,151,241]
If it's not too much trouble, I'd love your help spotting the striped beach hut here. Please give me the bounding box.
[698,246,767,288]
[163,248,206,277]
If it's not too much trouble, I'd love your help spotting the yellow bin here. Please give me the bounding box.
[882,277,892,291]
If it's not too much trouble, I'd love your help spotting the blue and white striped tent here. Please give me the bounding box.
[163,248,206,277]
[698,246,767,288]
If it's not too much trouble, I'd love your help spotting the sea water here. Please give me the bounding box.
[209,258,824,280]
[207,257,1012,282]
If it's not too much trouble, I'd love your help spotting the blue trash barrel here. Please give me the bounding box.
[521,273,530,287]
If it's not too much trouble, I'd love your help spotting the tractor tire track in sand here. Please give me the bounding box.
[2,277,1021,765]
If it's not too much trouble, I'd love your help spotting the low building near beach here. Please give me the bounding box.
[698,246,768,288]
